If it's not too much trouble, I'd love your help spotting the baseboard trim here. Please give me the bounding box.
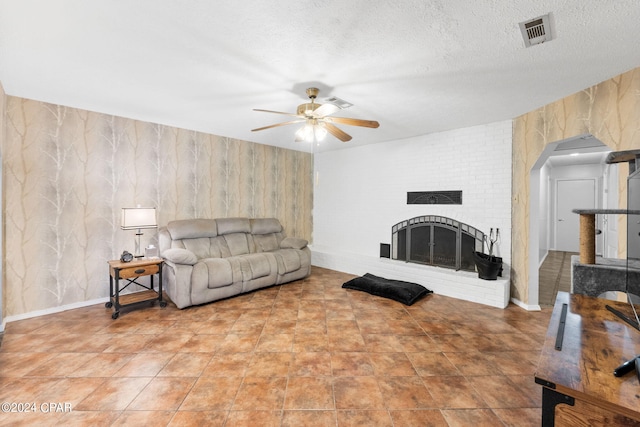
[3,297,110,326]
[510,297,541,311]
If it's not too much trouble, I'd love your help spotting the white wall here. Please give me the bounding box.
[538,163,551,263]
[311,120,513,308]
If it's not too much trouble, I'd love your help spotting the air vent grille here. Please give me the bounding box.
[407,191,462,205]
[323,96,353,109]
[519,14,552,47]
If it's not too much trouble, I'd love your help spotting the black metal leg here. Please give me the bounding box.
[158,263,165,307]
[541,387,575,427]
[106,274,114,308]
[114,270,121,314]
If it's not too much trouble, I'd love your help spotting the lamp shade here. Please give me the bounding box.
[121,207,157,230]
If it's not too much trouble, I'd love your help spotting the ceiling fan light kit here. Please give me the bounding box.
[252,87,379,143]
[295,121,327,143]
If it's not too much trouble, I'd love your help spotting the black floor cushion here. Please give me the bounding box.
[342,273,432,306]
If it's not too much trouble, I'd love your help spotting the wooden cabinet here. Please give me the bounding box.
[535,292,640,426]
[106,258,165,319]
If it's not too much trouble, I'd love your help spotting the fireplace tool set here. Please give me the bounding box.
[485,228,500,256]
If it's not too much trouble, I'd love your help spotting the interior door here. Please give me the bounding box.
[555,179,596,252]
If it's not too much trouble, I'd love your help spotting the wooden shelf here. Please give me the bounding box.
[114,290,159,306]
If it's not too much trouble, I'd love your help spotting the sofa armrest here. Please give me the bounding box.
[280,237,308,250]
[162,248,198,265]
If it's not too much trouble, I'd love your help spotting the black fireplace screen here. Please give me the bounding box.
[391,216,485,272]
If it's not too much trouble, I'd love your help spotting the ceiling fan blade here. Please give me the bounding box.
[251,119,305,132]
[310,103,340,118]
[324,123,352,142]
[324,116,380,128]
[253,108,301,118]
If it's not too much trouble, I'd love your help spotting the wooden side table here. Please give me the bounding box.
[535,291,640,426]
[106,258,166,319]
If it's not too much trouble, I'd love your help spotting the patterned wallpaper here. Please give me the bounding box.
[2,96,313,317]
[513,67,640,304]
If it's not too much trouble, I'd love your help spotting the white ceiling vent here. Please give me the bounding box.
[519,14,553,47]
[322,96,353,109]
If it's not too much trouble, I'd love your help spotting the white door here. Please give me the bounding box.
[555,179,596,252]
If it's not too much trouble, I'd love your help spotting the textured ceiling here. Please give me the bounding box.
[1,1,640,152]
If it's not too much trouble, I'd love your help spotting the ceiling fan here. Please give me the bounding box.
[251,87,379,142]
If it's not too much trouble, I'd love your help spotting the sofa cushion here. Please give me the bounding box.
[251,218,282,234]
[167,219,217,239]
[192,258,234,289]
[275,249,302,273]
[253,233,280,252]
[236,253,275,279]
[216,217,251,235]
[163,248,197,265]
[280,237,308,250]
[224,233,250,256]
[182,237,222,260]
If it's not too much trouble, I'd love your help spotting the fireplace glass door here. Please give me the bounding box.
[392,216,485,272]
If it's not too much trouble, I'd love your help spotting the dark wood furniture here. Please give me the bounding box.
[535,291,640,426]
[106,258,165,319]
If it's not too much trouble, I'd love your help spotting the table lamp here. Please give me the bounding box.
[121,207,157,257]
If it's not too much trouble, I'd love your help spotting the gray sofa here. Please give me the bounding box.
[158,217,311,309]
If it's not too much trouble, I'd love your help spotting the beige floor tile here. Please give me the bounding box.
[336,409,394,426]
[168,411,228,426]
[76,377,152,411]
[331,352,374,376]
[245,352,292,377]
[284,376,334,409]
[423,376,487,409]
[282,410,337,427]
[232,377,287,410]
[333,377,385,409]
[389,409,449,427]
[377,376,434,409]
[127,377,196,411]
[290,351,332,376]
[111,410,175,426]
[441,408,505,426]
[225,410,282,427]
[201,352,252,377]
[158,352,213,377]
[180,376,242,411]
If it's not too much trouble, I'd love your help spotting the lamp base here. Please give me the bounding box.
[134,231,143,258]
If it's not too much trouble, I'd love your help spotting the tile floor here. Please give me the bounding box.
[0,267,553,426]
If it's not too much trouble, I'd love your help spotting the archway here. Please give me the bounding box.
[528,134,611,309]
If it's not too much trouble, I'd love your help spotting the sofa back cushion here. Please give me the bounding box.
[182,237,223,259]
[166,219,221,259]
[216,218,251,257]
[168,219,218,239]
[251,218,285,252]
